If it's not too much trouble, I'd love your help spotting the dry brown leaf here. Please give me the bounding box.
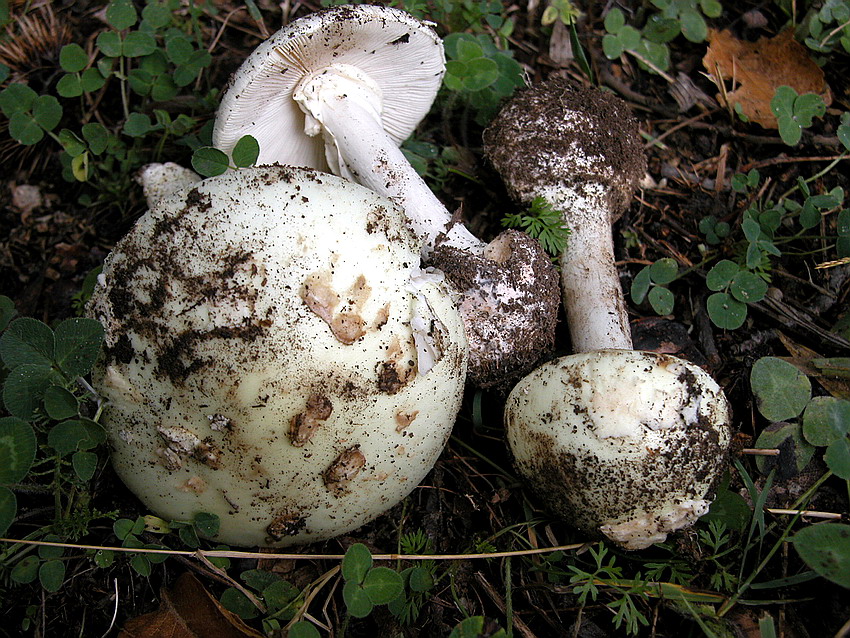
[702,29,831,129]
[118,572,264,638]
[778,332,850,400]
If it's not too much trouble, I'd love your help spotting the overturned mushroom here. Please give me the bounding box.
[212,4,559,388]
[88,165,467,547]
[486,79,732,549]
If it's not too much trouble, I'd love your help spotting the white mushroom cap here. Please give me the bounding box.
[504,350,732,550]
[88,165,467,547]
[212,4,445,172]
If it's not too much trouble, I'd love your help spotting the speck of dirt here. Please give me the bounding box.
[266,510,308,541]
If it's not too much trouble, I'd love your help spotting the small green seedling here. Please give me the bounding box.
[731,168,761,194]
[387,529,438,624]
[502,196,571,258]
[770,86,827,146]
[191,134,260,177]
[631,257,679,316]
[699,215,731,245]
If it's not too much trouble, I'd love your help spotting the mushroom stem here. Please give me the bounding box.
[293,66,482,258]
[546,184,633,352]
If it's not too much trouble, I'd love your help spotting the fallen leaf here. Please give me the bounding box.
[778,331,850,400]
[119,572,264,638]
[702,29,831,129]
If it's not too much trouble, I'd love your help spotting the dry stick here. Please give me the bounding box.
[816,257,850,270]
[0,537,587,561]
[194,550,266,613]
[765,508,843,520]
[742,448,780,456]
[740,154,849,172]
[644,109,717,149]
[284,565,341,631]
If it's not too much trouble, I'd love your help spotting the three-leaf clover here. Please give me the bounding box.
[705,259,768,330]
[771,86,827,146]
[341,543,404,618]
[631,258,678,315]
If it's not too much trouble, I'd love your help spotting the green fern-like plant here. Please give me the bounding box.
[502,197,571,257]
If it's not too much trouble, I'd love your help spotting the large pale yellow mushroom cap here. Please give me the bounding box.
[88,165,467,547]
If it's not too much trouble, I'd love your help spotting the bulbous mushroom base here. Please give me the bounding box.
[431,230,560,389]
[504,350,732,550]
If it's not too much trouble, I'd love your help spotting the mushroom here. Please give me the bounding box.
[87,165,467,547]
[212,4,560,388]
[484,78,732,549]
[136,162,201,207]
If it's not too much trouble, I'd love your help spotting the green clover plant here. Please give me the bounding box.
[799,0,850,55]
[603,1,721,75]
[751,356,850,480]
[191,134,260,177]
[0,0,218,208]
[750,356,850,589]
[631,257,679,316]
[770,86,827,146]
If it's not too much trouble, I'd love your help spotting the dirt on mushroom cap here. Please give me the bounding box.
[87,165,468,547]
[483,77,647,217]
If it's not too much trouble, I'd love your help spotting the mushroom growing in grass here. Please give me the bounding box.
[88,165,467,547]
[212,4,560,388]
[484,79,732,550]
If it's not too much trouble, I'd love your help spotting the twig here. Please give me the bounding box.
[740,154,849,172]
[742,448,780,456]
[644,110,717,149]
[765,508,843,520]
[194,550,267,613]
[0,537,587,561]
[475,571,537,638]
